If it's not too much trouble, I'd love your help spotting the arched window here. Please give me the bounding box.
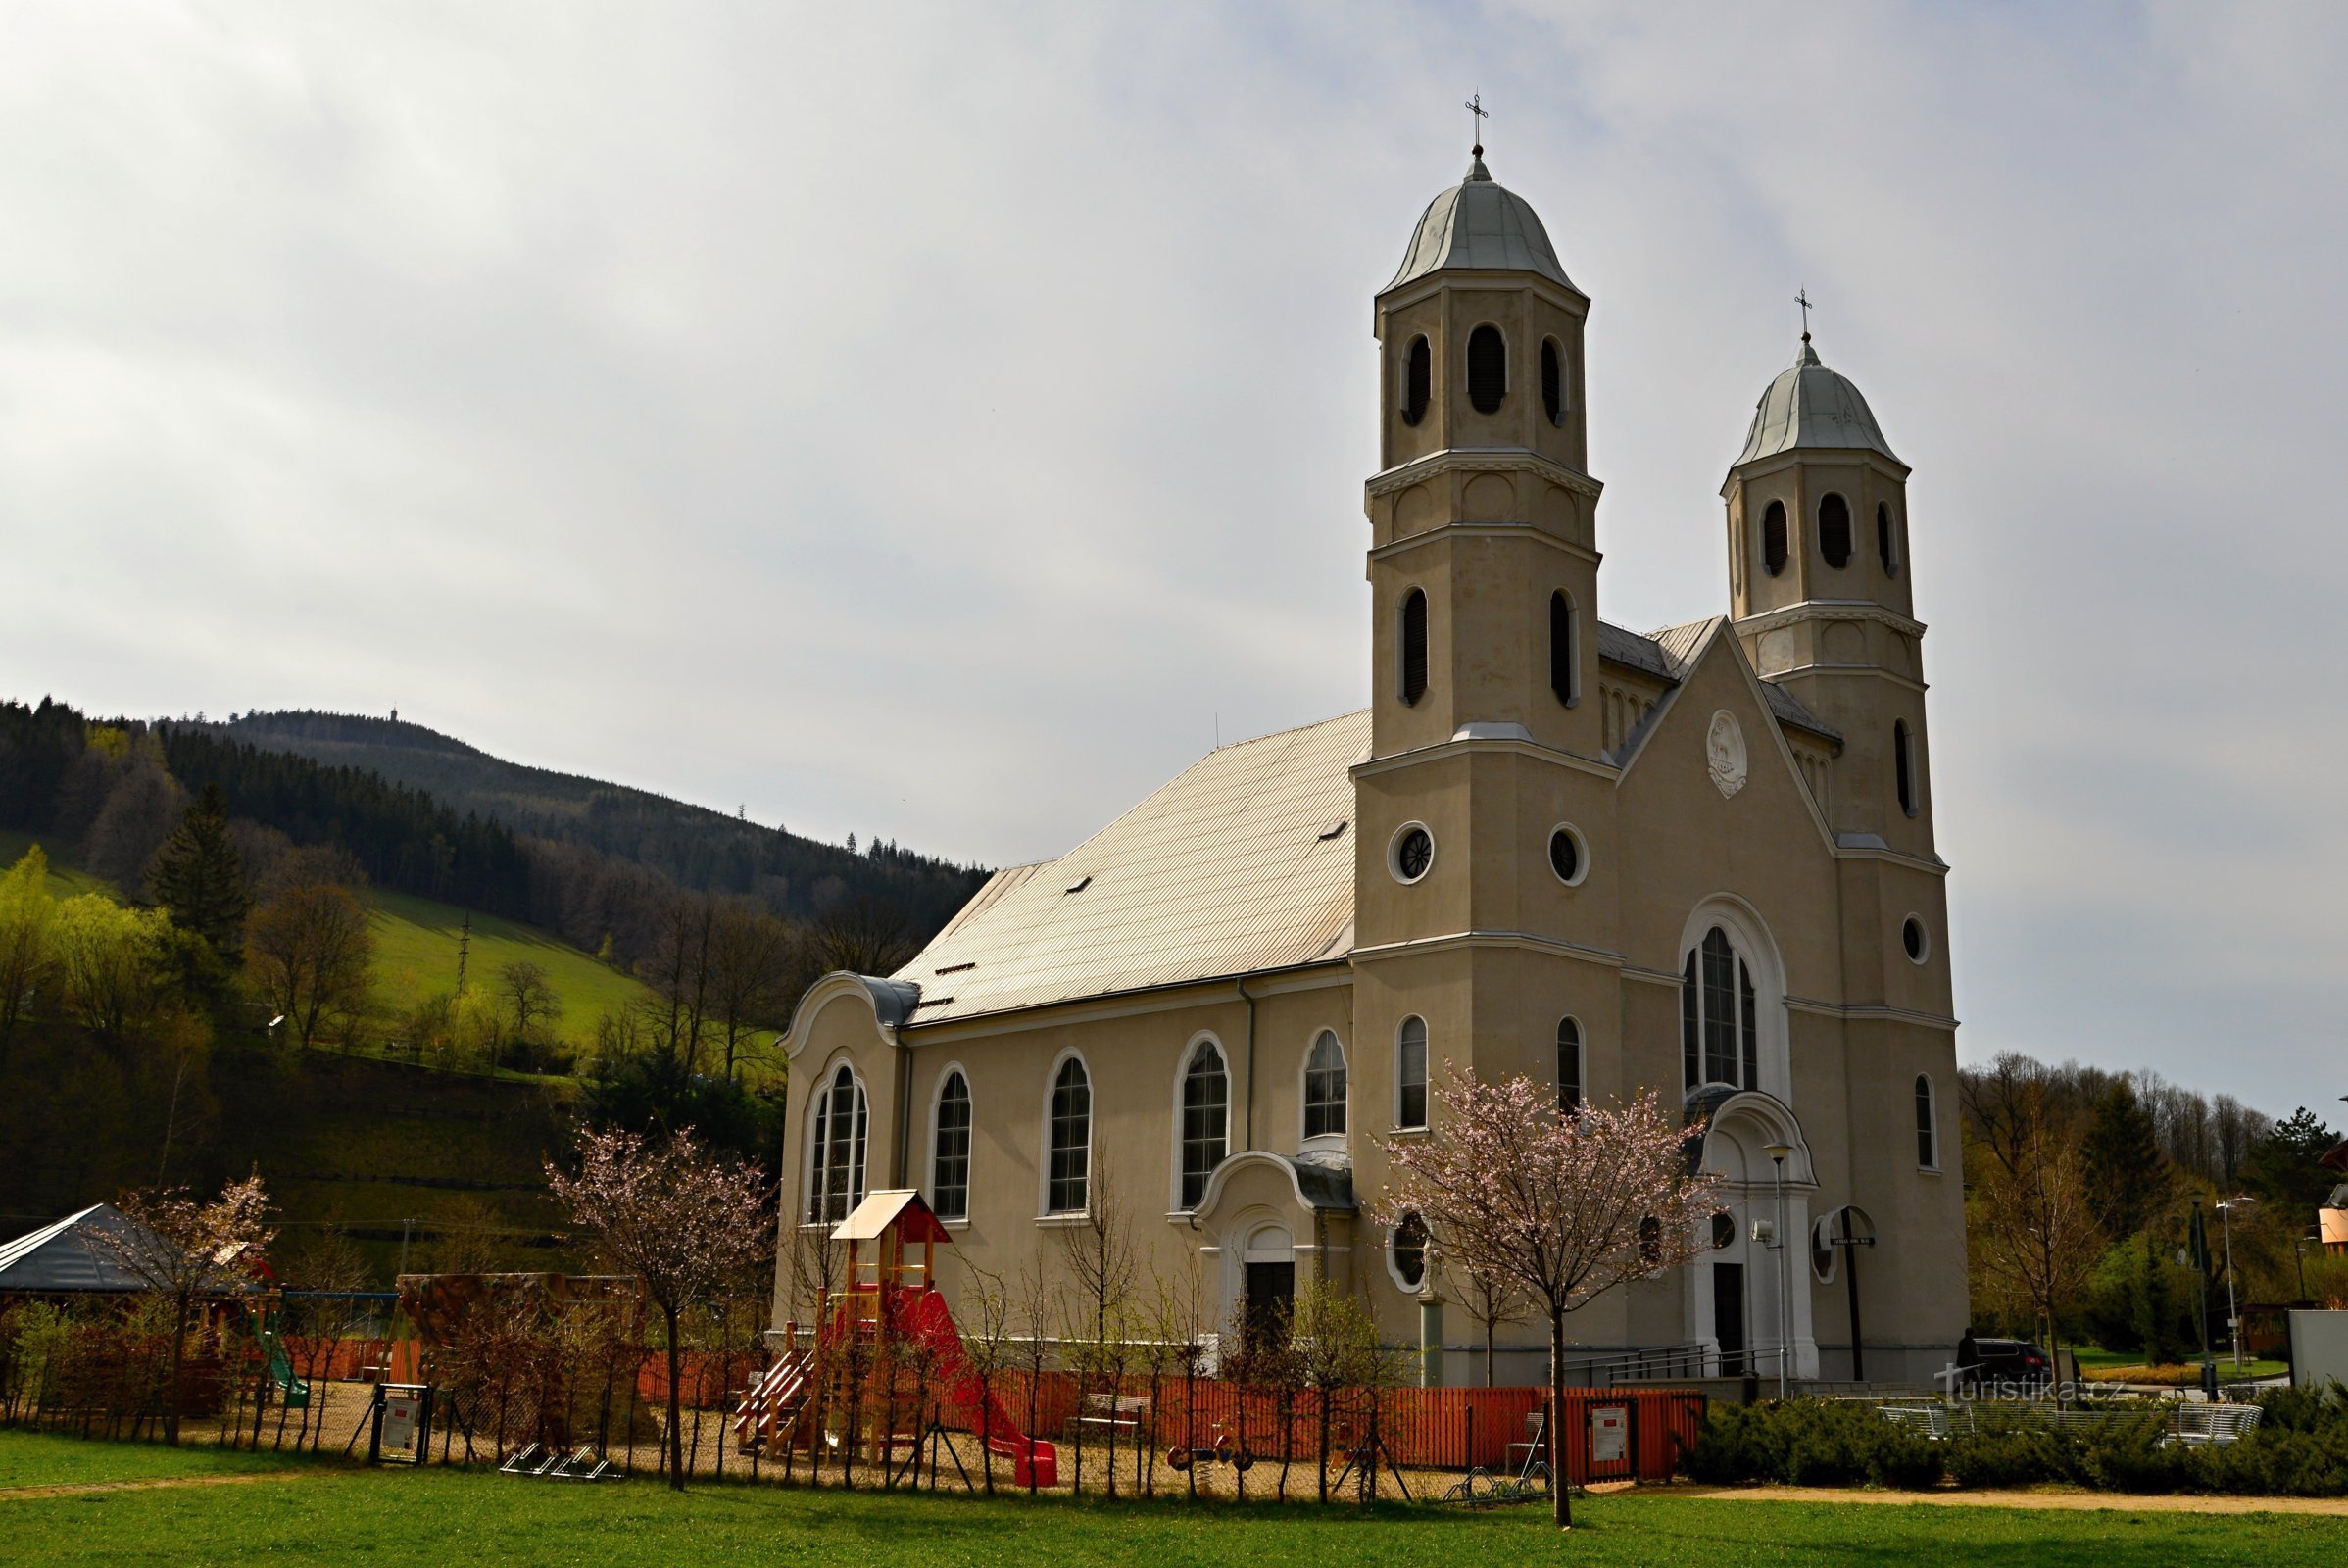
[1178,1041,1229,1210]
[1467,325,1506,414]
[1389,1211,1429,1291]
[931,1070,971,1221]
[1549,590,1577,706]
[1401,336,1431,427]
[1877,501,1899,576]
[1819,493,1852,568]
[1893,720,1917,816]
[1762,501,1788,577]
[1399,588,1429,706]
[1915,1074,1938,1169]
[1303,1030,1347,1141]
[1557,1017,1584,1112]
[806,1063,868,1224]
[1541,338,1566,426]
[1396,1015,1428,1130]
[1681,928,1758,1092]
[1047,1056,1092,1214]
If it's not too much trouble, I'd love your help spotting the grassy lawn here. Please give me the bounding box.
[0,1433,294,1490]
[0,829,119,900]
[2072,1344,2290,1382]
[367,889,658,1043]
[0,1432,2340,1568]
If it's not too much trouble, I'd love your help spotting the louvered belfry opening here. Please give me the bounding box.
[1402,336,1431,426]
[1399,587,1429,705]
[1541,338,1564,425]
[1467,324,1506,414]
[1878,501,1899,575]
[1819,492,1853,568]
[1762,500,1788,577]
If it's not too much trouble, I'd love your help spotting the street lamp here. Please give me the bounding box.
[1765,1143,1794,1399]
[2215,1196,2255,1374]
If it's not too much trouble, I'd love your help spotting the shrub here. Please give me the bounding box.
[1684,1399,1940,1489]
[2076,1411,2191,1493]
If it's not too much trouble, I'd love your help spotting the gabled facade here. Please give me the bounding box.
[773,147,1966,1384]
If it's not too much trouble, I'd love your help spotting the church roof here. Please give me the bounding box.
[1733,339,1899,468]
[895,623,1834,1029]
[1386,154,1576,294]
[897,711,1367,1025]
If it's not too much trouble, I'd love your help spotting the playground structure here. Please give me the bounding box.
[735,1190,1058,1488]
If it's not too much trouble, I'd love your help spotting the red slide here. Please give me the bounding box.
[893,1286,1058,1488]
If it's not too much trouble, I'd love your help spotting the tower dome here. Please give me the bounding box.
[1734,338,1898,466]
[1386,153,1575,293]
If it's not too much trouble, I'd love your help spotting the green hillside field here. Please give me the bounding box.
[0,827,116,901]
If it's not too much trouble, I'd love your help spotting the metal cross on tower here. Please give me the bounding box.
[1795,287,1816,341]
[1465,92,1488,154]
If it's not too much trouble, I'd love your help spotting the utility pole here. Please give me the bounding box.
[397,1217,415,1281]
[455,911,471,999]
[2217,1197,2253,1373]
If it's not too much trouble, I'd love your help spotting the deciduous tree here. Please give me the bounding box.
[52,893,173,1045]
[92,1174,272,1445]
[1376,1072,1722,1529]
[244,882,374,1048]
[545,1126,770,1491]
[1970,1107,2102,1400]
[0,847,56,1056]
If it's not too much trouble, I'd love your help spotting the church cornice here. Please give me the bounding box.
[1367,523,1598,566]
[1735,600,1927,640]
[1620,967,1957,1031]
[1364,446,1601,503]
[1349,929,1627,970]
[1351,732,1620,783]
[899,961,1352,1045]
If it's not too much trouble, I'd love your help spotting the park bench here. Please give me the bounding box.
[1877,1403,1969,1440]
[2170,1403,2262,1446]
[1076,1394,1150,1438]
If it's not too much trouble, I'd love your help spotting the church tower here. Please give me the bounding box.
[1352,145,1616,1103]
[1722,333,1936,862]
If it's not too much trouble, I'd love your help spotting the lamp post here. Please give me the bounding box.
[2216,1196,2254,1373]
[1765,1143,1793,1399]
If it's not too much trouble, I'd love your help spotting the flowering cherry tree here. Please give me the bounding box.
[547,1127,770,1489]
[1376,1070,1722,1530]
[95,1174,273,1446]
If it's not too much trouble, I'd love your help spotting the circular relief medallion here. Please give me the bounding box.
[1706,710,1748,799]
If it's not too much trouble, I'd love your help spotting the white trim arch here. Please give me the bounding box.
[1677,896,1791,1103]
[1688,1088,1820,1381]
[927,1060,973,1224]
[1171,1032,1232,1213]
[1694,1089,1819,1191]
[1039,1047,1094,1218]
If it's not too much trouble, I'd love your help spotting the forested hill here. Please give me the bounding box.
[207,710,984,933]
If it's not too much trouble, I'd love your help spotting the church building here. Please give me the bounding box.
[773,145,1967,1385]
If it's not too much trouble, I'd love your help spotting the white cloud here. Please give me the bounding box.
[3,1,2343,1112]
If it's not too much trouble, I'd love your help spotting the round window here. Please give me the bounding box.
[1547,825,1586,886]
[1390,823,1435,884]
[1390,1212,1429,1290]
[1901,915,1930,964]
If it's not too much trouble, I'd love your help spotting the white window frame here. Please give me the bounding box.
[803,1058,869,1228]
[1039,1048,1094,1218]
[1300,1029,1348,1149]
[1394,1014,1429,1131]
[1170,1033,1230,1214]
[928,1062,973,1225]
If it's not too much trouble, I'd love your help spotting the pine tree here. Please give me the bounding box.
[2245,1106,2339,1211]
[147,781,248,959]
[2081,1080,2170,1241]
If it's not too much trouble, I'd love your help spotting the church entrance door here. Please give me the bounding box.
[1713,1263,1747,1375]
[1243,1259,1295,1349]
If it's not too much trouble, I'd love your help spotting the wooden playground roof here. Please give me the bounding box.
[830,1190,952,1245]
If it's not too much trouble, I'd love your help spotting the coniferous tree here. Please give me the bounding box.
[146,782,248,959]
[2245,1107,2339,1212]
[2081,1080,2170,1241]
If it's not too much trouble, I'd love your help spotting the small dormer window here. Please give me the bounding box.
[1467,325,1506,414]
[1762,501,1788,577]
[1819,493,1852,569]
[1541,338,1566,426]
[1402,336,1431,427]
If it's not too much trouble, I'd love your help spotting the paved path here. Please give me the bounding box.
[1666,1482,2348,1517]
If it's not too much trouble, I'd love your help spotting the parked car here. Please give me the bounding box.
[1964,1337,2051,1390]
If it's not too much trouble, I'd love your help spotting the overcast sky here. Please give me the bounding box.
[4,3,2343,1115]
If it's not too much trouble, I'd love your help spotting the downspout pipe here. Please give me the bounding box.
[1237,974,1258,1152]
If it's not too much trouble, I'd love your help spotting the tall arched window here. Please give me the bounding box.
[1877,501,1900,576]
[1467,324,1506,414]
[1681,928,1757,1092]
[1819,493,1852,568]
[1541,338,1566,426]
[931,1069,971,1221]
[1549,590,1578,706]
[1915,1074,1938,1168]
[1399,588,1429,706]
[1557,1017,1584,1112]
[1401,336,1431,427]
[806,1063,868,1224]
[1047,1056,1092,1214]
[1178,1041,1229,1210]
[1303,1030,1347,1141]
[1762,501,1788,577]
[1396,1016,1428,1129]
[1893,720,1917,816]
